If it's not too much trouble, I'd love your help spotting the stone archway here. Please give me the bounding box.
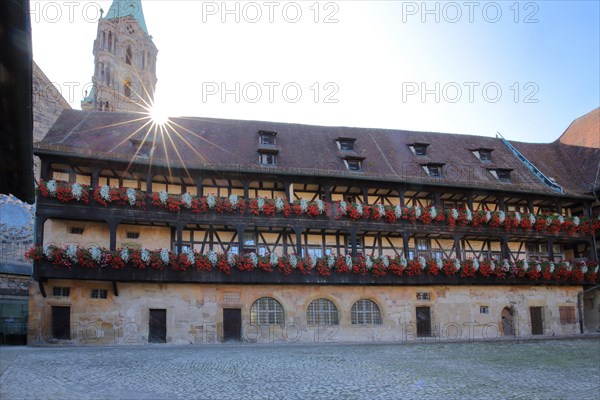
[501,307,515,336]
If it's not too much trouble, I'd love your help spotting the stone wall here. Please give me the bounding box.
[32,61,71,143]
[28,281,581,345]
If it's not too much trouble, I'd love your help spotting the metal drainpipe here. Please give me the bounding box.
[577,285,600,334]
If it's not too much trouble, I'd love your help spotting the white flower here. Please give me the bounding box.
[208,251,218,266]
[502,259,510,270]
[515,212,521,224]
[473,258,480,270]
[400,257,408,267]
[158,190,169,204]
[249,252,258,268]
[207,194,217,209]
[549,262,555,273]
[535,262,542,272]
[126,188,137,206]
[226,251,236,266]
[382,255,390,268]
[377,204,385,216]
[490,259,496,269]
[573,216,580,226]
[90,246,102,263]
[452,208,459,220]
[558,215,565,224]
[275,198,285,212]
[365,256,373,270]
[181,192,193,208]
[270,253,279,266]
[436,256,443,269]
[415,206,422,218]
[316,199,325,214]
[141,249,150,263]
[340,201,347,214]
[523,259,529,271]
[499,211,506,224]
[529,213,536,225]
[229,194,239,208]
[160,248,170,264]
[355,203,363,215]
[71,183,83,200]
[289,254,298,268]
[595,265,599,274]
[454,259,461,269]
[345,254,353,268]
[465,208,473,222]
[327,254,335,269]
[394,205,402,218]
[43,244,53,259]
[120,247,129,263]
[100,185,111,202]
[67,245,78,262]
[300,199,308,213]
[419,256,426,269]
[310,257,317,268]
[485,210,491,222]
[430,206,437,219]
[581,265,588,274]
[257,197,265,211]
[183,248,195,265]
[47,180,57,195]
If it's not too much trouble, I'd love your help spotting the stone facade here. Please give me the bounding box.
[32,61,71,143]
[27,281,581,344]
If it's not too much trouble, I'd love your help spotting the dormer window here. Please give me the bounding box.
[258,130,277,145]
[259,153,277,166]
[337,137,356,151]
[490,169,512,183]
[410,143,429,157]
[130,139,154,158]
[343,156,364,171]
[473,148,493,162]
[423,164,443,178]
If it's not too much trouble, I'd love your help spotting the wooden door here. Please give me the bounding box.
[149,309,167,343]
[416,306,431,337]
[530,307,543,335]
[223,308,242,342]
[51,306,71,340]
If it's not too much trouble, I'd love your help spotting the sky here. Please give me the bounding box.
[30,0,600,143]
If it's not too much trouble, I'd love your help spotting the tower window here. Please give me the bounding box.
[126,46,132,65]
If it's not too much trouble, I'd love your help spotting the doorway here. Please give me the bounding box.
[416,306,431,337]
[51,306,71,340]
[149,309,166,343]
[223,308,242,342]
[501,307,515,336]
[530,307,544,335]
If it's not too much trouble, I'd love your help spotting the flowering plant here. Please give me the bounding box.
[38,180,90,204]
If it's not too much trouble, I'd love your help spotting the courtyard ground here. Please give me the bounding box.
[1,338,599,399]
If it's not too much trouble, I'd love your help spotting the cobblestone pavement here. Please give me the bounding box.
[1,339,599,400]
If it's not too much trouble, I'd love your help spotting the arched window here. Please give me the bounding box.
[126,46,132,65]
[307,299,339,325]
[250,297,284,325]
[101,31,106,49]
[108,31,112,52]
[351,299,382,325]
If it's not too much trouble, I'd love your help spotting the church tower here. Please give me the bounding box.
[81,0,158,112]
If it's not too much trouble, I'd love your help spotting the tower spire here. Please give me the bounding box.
[105,0,149,34]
